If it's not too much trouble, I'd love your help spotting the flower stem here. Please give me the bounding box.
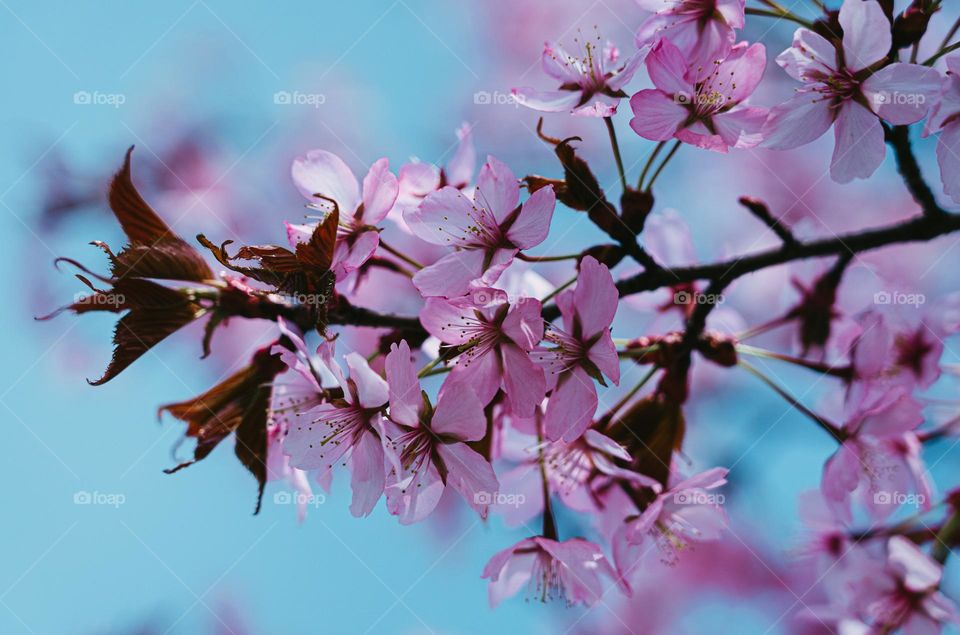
[644,140,681,193]
[598,366,659,424]
[924,41,960,66]
[735,315,793,342]
[537,424,559,541]
[736,344,853,379]
[379,238,424,270]
[517,252,580,263]
[739,360,845,441]
[541,276,577,303]
[604,116,628,192]
[933,510,960,564]
[637,141,666,190]
[744,7,815,29]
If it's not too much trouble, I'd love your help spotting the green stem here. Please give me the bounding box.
[637,141,666,190]
[644,140,681,192]
[379,238,424,270]
[517,252,580,263]
[739,360,845,441]
[598,366,658,424]
[745,7,815,29]
[736,344,853,379]
[924,41,960,66]
[540,276,577,304]
[604,116,628,193]
[933,510,960,564]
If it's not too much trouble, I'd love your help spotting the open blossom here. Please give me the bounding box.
[534,256,620,442]
[848,310,944,409]
[636,0,745,68]
[390,123,475,230]
[629,38,768,152]
[495,427,662,525]
[822,388,931,523]
[924,54,960,203]
[282,339,389,518]
[613,468,729,573]
[838,537,959,634]
[481,536,628,607]
[382,340,499,524]
[289,150,399,278]
[405,156,555,297]
[762,0,941,182]
[512,36,646,117]
[420,289,546,417]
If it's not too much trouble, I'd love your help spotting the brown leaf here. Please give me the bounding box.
[161,347,287,513]
[607,393,685,488]
[88,281,203,385]
[106,147,213,282]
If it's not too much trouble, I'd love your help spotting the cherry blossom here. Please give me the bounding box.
[629,38,768,152]
[534,256,620,442]
[924,53,960,203]
[282,339,390,517]
[404,156,556,297]
[635,0,745,69]
[419,288,546,417]
[481,536,628,607]
[289,150,399,278]
[382,340,499,524]
[512,36,647,117]
[762,0,941,182]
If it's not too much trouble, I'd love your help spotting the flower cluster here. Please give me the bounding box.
[42,0,960,626]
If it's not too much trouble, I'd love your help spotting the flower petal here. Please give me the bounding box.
[506,185,555,249]
[831,100,885,183]
[291,150,359,211]
[629,90,688,141]
[360,157,399,225]
[839,0,891,73]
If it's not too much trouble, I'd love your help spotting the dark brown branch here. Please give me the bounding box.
[886,124,944,218]
[738,196,797,246]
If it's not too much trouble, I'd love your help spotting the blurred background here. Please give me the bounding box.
[3,1,960,633]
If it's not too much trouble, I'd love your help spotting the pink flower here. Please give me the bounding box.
[405,156,556,297]
[420,288,546,417]
[390,123,475,230]
[822,388,931,523]
[282,339,390,518]
[481,536,627,607]
[512,37,647,117]
[534,256,620,442]
[924,54,960,203]
[382,340,499,524]
[848,310,943,408]
[629,38,768,152]
[859,537,958,633]
[762,0,941,182]
[613,468,728,572]
[635,0,745,69]
[289,150,399,278]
